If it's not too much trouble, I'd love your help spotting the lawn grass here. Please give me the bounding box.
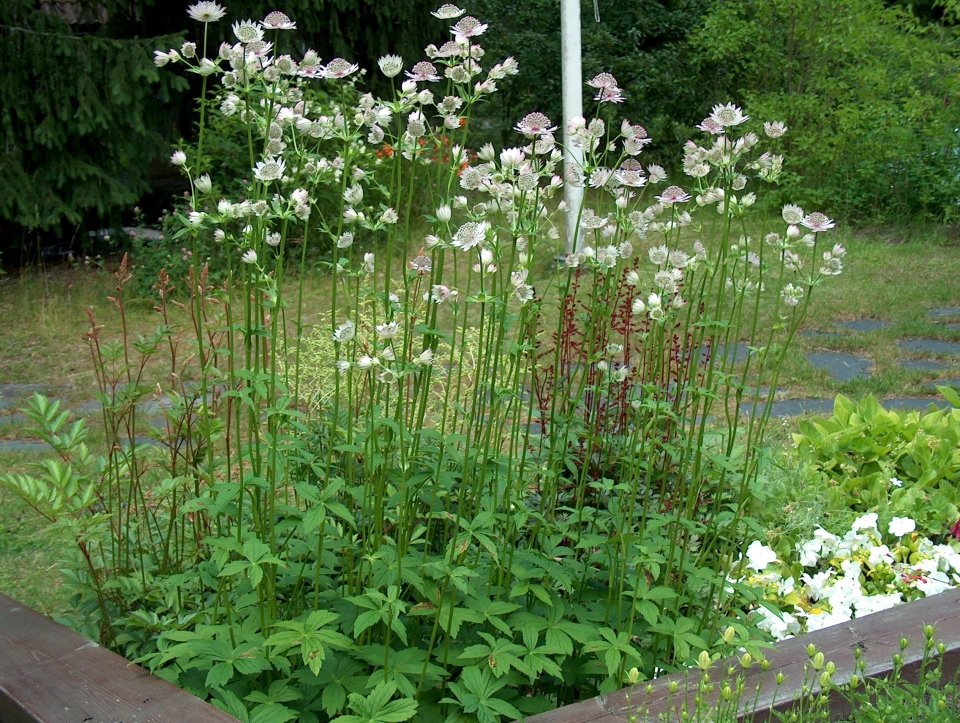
[0,450,72,615]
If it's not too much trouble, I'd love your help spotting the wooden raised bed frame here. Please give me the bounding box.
[2,590,959,722]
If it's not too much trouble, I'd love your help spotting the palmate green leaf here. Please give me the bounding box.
[362,646,448,699]
[335,681,418,723]
[582,628,643,677]
[442,667,522,723]
[295,655,367,718]
[462,597,520,637]
[458,632,531,679]
[211,688,251,722]
[249,703,299,723]
[265,610,351,675]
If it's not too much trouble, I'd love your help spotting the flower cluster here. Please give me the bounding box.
[739,514,960,641]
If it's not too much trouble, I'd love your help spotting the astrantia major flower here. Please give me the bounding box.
[262,11,295,29]
[587,72,618,92]
[696,117,724,135]
[432,3,465,18]
[656,185,690,205]
[170,150,187,166]
[406,61,440,82]
[333,320,356,344]
[187,1,226,23]
[322,58,359,79]
[781,204,805,225]
[242,249,258,264]
[254,157,285,182]
[802,212,836,233]
[515,112,556,138]
[764,121,787,138]
[709,103,749,128]
[451,16,488,39]
[378,54,403,78]
[232,20,264,44]
[376,322,399,339]
[452,221,486,251]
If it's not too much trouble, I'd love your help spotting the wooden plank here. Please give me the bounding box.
[0,593,239,723]
[521,589,960,722]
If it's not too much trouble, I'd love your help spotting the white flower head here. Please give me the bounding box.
[378,54,403,77]
[889,517,916,538]
[263,11,296,30]
[254,157,285,182]
[333,319,356,344]
[241,249,257,264]
[376,322,399,339]
[232,20,264,44]
[781,204,804,225]
[432,3,465,18]
[745,540,778,572]
[764,121,787,138]
[851,513,879,533]
[170,150,187,167]
[187,1,226,23]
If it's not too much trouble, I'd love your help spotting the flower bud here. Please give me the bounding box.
[697,650,712,671]
[436,205,452,223]
[819,671,831,687]
[740,653,753,669]
[806,644,817,658]
[776,672,785,685]
[668,681,679,694]
[195,173,212,194]
[627,667,640,685]
[812,652,824,671]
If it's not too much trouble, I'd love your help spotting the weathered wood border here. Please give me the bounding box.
[0,593,238,723]
[2,590,959,723]
[522,589,960,722]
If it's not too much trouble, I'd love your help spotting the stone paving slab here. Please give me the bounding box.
[882,398,952,412]
[740,398,836,417]
[927,378,960,391]
[0,384,48,399]
[0,440,49,454]
[806,352,873,382]
[946,323,960,331]
[898,339,960,355]
[700,343,752,365]
[900,359,950,371]
[930,306,960,319]
[0,414,29,428]
[836,320,888,332]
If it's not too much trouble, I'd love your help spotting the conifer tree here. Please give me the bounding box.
[0,0,188,235]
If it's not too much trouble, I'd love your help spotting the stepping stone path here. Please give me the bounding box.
[898,339,960,355]
[835,320,889,332]
[806,352,872,382]
[900,360,949,371]
[929,307,960,319]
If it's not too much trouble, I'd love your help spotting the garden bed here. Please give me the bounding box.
[3,589,959,723]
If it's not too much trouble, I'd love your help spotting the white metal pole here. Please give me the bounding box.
[560,0,584,254]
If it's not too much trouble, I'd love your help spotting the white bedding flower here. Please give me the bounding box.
[888,517,916,537]
[851,513,879,533]
[745,541,778,572]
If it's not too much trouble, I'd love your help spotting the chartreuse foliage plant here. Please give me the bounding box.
[2,2,848,721]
